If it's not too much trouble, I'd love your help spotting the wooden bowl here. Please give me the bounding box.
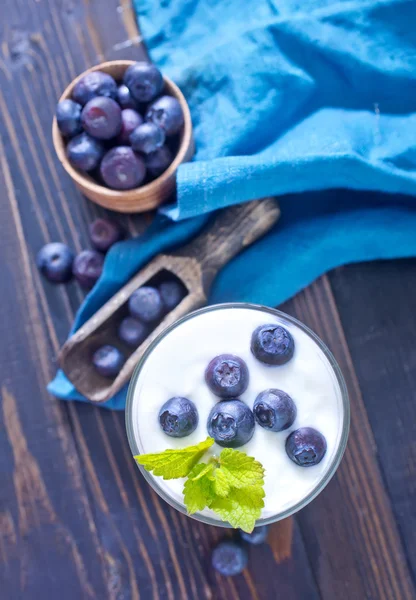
[52,60,194,213]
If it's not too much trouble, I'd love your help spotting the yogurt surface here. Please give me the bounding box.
[130,305,346,521]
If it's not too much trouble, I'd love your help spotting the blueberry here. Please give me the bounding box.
[66,132,104,172]
[100,147,146,190]
[286,427,327,467]
[129,122,165,154]
[118,316,148,347]
[117,84,138,110]
[205,354,249,399]
[212,541,248,576]
[239,525,269,545]
[145,146,173,178]
[36,242,74,283]
[254,389,297,432]
[146,95,184,136]
[81,97,122,140]
[72,71,117,105]
[123,62,163,103]
[158,397,198,438]
[251,324,295,366]
[117,109,143,144]
[92,345,124,378]
[73,249,104,289]
[207,400,254,448]
[159,280,187,311]
[128,286,164,323]
[89,218,123,252]
[56,99,83,138]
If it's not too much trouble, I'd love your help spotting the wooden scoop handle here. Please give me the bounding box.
[174,198,280,292]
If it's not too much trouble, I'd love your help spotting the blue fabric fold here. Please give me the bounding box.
[49,0,416,408]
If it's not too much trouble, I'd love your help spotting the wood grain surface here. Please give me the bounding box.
[0,1,415,599]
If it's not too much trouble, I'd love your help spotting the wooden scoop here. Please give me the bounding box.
[59,198,280,403]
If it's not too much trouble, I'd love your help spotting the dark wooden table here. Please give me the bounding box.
[1,2,415,599]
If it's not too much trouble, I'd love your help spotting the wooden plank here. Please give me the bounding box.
[281,275,416,600]
[0,0,320,598]
[329,260,416,582]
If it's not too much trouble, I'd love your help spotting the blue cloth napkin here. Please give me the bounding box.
[49,0,416,409]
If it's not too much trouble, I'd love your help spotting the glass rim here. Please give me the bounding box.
[126,302,350,528]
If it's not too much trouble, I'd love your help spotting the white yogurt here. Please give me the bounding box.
[130,305,347,522]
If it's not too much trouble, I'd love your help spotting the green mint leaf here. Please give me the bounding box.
[134,437,214,480]
[218,448,265,489]
[211,486,265,533]
[183,463,215,513]
[212,466,231,498]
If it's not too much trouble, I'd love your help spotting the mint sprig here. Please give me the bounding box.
[134,437,214,479]
[135,437,265,533]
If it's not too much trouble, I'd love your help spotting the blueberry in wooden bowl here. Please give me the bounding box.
[52,60,194,213]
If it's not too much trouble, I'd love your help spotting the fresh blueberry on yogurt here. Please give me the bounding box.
[254,389,297,432]
[286,427,327,467]
[251,324,294,366]
[205,354,249,399]
[159,397,198,438]
[207,400,254,448]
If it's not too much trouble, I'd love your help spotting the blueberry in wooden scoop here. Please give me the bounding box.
[128,286,164,323]
[205,354,249,399]
[286,427,327,467]
[251,324,294,366]
[118,317,148,347]
[92,345,124,378]
[159,280,187,311]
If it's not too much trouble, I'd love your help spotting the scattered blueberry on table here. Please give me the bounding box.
[205,354,249,398]
[158,397,199,438]
[239,525,269,545]
[92,345,125,378]
[208,399,255,448]
[212,540,248,576]
[72,249,104,289]
[89,218,123,253]
[36,242,74,283]
[254,389,297,432]
[57,63,184,190]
